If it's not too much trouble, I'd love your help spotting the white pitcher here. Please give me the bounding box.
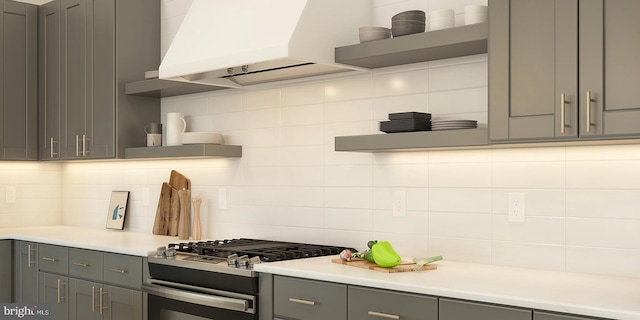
[166,113,186,146]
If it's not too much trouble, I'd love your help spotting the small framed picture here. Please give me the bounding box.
[106,191,130,230]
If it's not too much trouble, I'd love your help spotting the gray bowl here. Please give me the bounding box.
[359,27,392,43]
[391,20,426,37]
[392,10,426,21]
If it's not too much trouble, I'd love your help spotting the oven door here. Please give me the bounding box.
[144,279,257,320]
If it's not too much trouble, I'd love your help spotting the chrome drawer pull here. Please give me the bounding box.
[368,311,401,319]
[586,90,596,132]
[560,93,569,133]
[288,298,316,306]
[57,279,66,303]
[27,244,36,268]
[100,287,108,314]
[108,268,127,274]
[42,257,58,262]
[73,262,90,267]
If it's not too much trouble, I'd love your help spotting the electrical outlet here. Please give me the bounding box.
[508,192,525,222]
[392,190,406,217]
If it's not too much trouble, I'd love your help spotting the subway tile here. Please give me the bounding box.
[492,189,565,217]
[429,212,492,239]
[209,112,243,132]
[373,68,429,97]
[242,128,281,147]
[241,147,281,167]
[373,151,430,165]
[325,208,374,231]
[429,163,492,188]
[242,88,281,110]
[492,215,566,245]
[566,189,640,219]
[325,99,374,123]
[428,149,491,163]
[429,237,492,264]
[492,162,565,189]
[492,147,566,162]
[279,166,324,187]
[281,82,325,106]
[428,87,487,115]
[565,143,640,161]
[281,104,325,126]
[208,93,243,114]
[325,187,373,209]
[567,217,640,250]
[372,93,429,121]
[428,61,487,92]
[281,146,325,166]
[242,166,281,186]
[324,165,372,187]
[566,246,640,278]
[281,125,324,146]
[324,75,373,102]
[566,160,640,189]
[429,188,491,213]
[272,207,325,227]
[373,210,429,235]
[373,187,429,211]
[324,145,373,166]
[323,229,375,252]
[374,164,429,187]
[243,107,280,129]
[161,95,208,116]
[492,241,565,271]
[325,121,375,146]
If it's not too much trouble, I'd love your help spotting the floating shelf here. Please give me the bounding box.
[125,144,242,159]
[125,79,228,98]
[335,23,488,69]
[335,128,489,152]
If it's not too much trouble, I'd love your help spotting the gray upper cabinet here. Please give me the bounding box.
[0,0,37,160]
[40,0,160,160]
[490,0,640,143]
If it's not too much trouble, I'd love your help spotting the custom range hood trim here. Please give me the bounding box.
[159,0,372,87]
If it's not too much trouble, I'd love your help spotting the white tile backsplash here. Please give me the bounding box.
[2,0,640,281]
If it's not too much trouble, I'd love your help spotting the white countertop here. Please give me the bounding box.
[0,226,177,256]
[253,256,640,320]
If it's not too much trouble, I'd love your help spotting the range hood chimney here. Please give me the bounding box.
[159,0,372,88]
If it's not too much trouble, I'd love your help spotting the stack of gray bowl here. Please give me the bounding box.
[391,10,426,37]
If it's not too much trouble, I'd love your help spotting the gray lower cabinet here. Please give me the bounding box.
[39,272,69,320]
[439,298,531,320]
[348,286,437,320]
[13,241,38,303]
[0,240,12,302]
[0,0,37,160]
[490,0,640,143]
[40,0,160,160]
[534,311,595,320]
[273,276,347,320]
[69,278,142,320]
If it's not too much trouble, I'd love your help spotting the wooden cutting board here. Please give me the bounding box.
[331,258,437,273]
[152,170,191,236]
[152,182,173,235]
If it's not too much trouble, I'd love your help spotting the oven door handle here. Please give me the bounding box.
[142,282,251,313]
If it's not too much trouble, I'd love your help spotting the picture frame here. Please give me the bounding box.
[106,191,130,230]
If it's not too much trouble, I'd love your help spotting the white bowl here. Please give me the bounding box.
[181,132,223,144]
[428,17,455,31]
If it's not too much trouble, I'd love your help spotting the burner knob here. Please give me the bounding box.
[166,247,176,258]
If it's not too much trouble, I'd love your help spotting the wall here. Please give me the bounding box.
[1,0,639,280]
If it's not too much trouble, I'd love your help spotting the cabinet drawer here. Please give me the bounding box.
[69,248,103,281]
[274,276,346,320]
[440,298,531,320]
[38,244,68,275]
[349,286,437,320]
[103,253,142,289]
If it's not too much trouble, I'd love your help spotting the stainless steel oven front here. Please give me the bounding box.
[144,279,258,320]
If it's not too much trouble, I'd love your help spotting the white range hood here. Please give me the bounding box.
[159,0,371,88]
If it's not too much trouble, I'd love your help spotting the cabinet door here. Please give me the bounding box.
[13,241,38,303]
[102,285,143,320]
[489,0,578,141]
[86,0,115,158]
[349,286,437,320]
[440,298,531,320]
[580,0,640,137]
[274,276,347,320]
[0,240,12,302]
[39,0,62,160]
[39,273,69,320]
[0,0,37,160]
[60,0,88,159]
[69,278,101,320]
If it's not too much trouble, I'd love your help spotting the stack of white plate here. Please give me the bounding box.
[431,119,477,131]
[181,132,223,144]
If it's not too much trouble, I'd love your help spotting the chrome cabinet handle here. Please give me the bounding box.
[27,244,36,268]
[82,134,89,156]
[586,91,596,132]
[560,93,570,134]
[42,257,58,262]
[50,137,58,158]
[99,287,108,314]
[76,135,80,157]
[368,311,401,319]
[92,286,96,312]
[57,279,66,304]
[288,298,316,306]
[73,262,90,267]
[108,268,127,274]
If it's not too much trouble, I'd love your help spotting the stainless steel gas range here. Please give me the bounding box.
[144,239,353,320]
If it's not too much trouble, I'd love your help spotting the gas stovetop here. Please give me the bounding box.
[149,238,354,278]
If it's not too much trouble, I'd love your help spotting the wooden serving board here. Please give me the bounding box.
[331,258,437,273]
